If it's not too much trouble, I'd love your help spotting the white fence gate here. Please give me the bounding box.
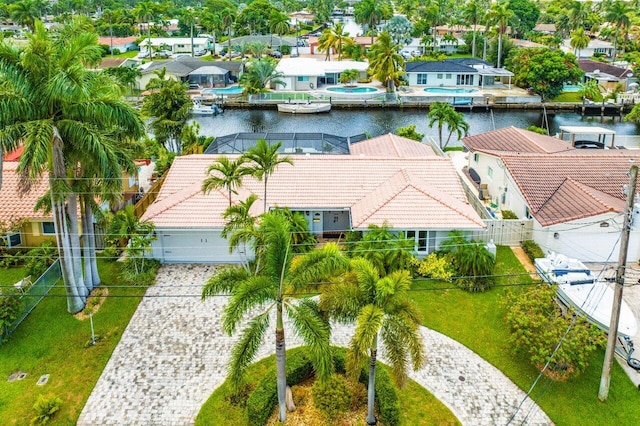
[470,219,533,246]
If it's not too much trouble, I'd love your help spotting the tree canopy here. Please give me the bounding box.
[506,47,584,101]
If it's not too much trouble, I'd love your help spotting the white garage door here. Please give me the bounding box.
[159,230,244,263]
[556,232,621,262]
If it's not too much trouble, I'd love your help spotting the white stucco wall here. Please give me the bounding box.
[407,72,478,86]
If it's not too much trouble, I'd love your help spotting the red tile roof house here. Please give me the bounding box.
[141,134,485,263]
[462,127,640,262]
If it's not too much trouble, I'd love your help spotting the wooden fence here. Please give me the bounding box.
[134,174,166,218]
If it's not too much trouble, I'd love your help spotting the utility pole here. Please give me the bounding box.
[598,164,637,401]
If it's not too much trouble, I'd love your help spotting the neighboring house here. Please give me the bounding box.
[309,36,376,55]
[290,11,315,26]
[138,57,242,89]
[141,133,485,263]
[405,59,513,88]
[97,36,138,53]
[188,66,230,88]
[461,126,640,262]
[532,24,556,35]
[96,57,141,70]
[1,160,56,249]
[140,37,210,54]
[512,39,547,49]
[275,58,368,90]
[561,38,614,59]
[229,35,297,49]
[578,59,636,92]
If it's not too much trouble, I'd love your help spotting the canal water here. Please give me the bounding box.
[194,109,640,147]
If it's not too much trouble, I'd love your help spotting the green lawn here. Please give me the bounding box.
[197,351,460,426]
[0,260,146,425]
[109,50,139,59]
[0,266,29,286]
[412,246,640,426]
[553,92,604,103]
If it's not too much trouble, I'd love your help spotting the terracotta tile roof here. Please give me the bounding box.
[349,134,436,157]
[98,36,138,45]
[501,153,640,226]
[0,162,51,223]
[4,146,24,162]
[462,127,573,154]
[98,58,127,69]
[142,154,484,230]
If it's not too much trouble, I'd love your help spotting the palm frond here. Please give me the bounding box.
[380,313,425,387]
[347,304,384,377]
[202,266,250,298]
[319,281,365,323]
[228,311,271,390]
[289,243,349,291]
[285,299,333,382]
[350,257,380,299]
[223,275,277,335]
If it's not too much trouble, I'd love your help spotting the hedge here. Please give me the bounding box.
[521,240,545,262]
[245,347,400,426]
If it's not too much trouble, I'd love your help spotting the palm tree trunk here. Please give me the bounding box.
[366,336,378,425]
[472,24,477,58]
[263,177,268,213]
[86,198,101,286]
[228,26,232,61]
[438,125,444,149]
[612,29,619,62]
[276,303,287,422]
[191,24,194,57]
[497,30,503,68]
[81,196,94,292]
[68,194,88,299]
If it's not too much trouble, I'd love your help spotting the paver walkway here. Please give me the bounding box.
[78,265,552,426]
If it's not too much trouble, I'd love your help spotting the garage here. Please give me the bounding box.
[154,229,245,263]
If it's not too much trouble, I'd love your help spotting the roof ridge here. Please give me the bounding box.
[352,171,408,227]
[568,178,621,210]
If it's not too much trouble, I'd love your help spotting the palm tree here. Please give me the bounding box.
[354,0,386,45]
[107,204,155,247]
[462,0,483,58]
[202,212,349,423]
[220,8,236,61]
[181,8,198,57]
[200,11,221,55]
[239,58,286,94]
[202,157,252,207]
[0,21,144,313]
[570,27,590,58]
[10,0,39,31]
[485,1,513,68]
[568,1,589,31]
[367,31,405,92]
[134,1,156,61]
[427,102,470,149]
[243,139,293,212]
[269,11,290,49]
[605,1,631,62]
[221,193,259,268]
[319,257,425,426]
[318,22,355,61]
[349,223,415,276]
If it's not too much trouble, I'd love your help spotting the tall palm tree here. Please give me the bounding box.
[354,0,386,45]
[568,1,589,31]
[10,0,39,31]
[243,139,293,212]
[604,1,631,62]
[0,21,144,313]
[222,193,259,268]
[202,156,252,207]
[318,22,355,61]
[202,212,349,423]
[269,11,290,49]
[320,258,425,426]
[239,58,286,94]
[134,1,156,60]
[485,1,513,68]
[428,102,470,149]
[181,8,198,57]
[220,8,236,61]
[200,11,221,55]
[570,27,590,58]
[367,31,405,92]
[462,0,483,58]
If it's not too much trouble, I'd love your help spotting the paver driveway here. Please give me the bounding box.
[78,264,551,425]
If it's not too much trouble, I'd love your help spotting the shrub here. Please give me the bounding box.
[120,258,161,285]
[505,284,606,380]
[31,394,63,425]
[441,231,496,292]
[0,288,22,341]
[521,240,544,262]
[280,45,291,55]
[312,374,352,419]
[374,366,400,426]
[500,210,519,219]
[414,252,455,281]
[25,241,56,277]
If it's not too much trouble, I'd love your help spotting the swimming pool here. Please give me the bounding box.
[423,87,479,94]
[201,86,244,95]
[326,86,379,93]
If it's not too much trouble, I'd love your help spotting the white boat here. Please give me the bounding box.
[192,101,223,116]
[534,252,638,337]
[277,102,331,114]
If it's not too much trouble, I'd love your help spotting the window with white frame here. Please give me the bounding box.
[42,222,56,235]
[406,230,438,253]
[456,74,474,85]
[445,73,451,79]
[487,166,493,180]
[297,76,310,82]
[473,153,479,162]
[417,74,428,85]
[437,73,443,79]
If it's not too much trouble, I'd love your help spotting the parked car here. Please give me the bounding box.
[172,53,191,59]
[194,49,208,57]
[268,50,282,58]
[155,50,172,58]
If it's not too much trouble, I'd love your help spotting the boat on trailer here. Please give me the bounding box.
[534,252,638,337]
[277,102,331,114]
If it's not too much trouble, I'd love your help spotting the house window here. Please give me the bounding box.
[437,73,443,79]
[42,222,56,235]
[456,74,474,85]
[473,153,479,162]
[406,230,437,253]
[445,73,451,79]
[297,76,310,82]
[487,166,493,180]
[525,206,532,219]
[1,232,22,248]
[417,74,428,85]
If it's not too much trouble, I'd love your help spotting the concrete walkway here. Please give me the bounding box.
[78,265,552,425]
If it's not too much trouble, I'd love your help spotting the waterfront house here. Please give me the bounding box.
[275,58,368,90]
[138,57,242,90]
[140,37,210,55]
[561,38,614,59]
[405,59,513,88]
[141,134,485,263]
[97,36,138,54]
[461,127,640,262]
[578,60,636,92]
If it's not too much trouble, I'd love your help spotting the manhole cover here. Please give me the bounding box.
[458,376,466,382]
[37,374,50,386]
[17,372,27,380]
